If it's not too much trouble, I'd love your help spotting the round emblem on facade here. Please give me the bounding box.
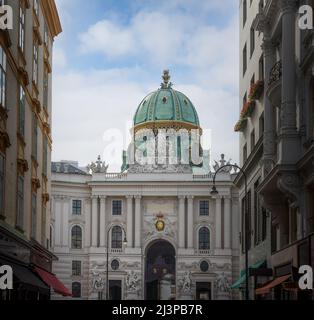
[111,259,119,271]
[155,219,165,232]
[200,261,209,272]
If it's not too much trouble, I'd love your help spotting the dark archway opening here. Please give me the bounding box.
[145,240,176,300]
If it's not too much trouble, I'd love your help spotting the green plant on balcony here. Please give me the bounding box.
[234,118,247,132]
[249,80,264,100]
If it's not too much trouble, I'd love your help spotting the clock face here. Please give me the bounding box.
[156,219,165,232]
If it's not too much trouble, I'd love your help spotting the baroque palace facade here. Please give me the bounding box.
[235,0,314,300]
[51,73,240,300]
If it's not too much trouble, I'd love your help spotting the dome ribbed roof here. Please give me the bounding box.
[133,71,200,128]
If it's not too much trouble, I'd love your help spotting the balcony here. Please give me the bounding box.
[267,61,282,107]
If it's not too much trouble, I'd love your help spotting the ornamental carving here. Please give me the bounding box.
[87,155,109,174]
[128,163,192,174]
[277,173,300,208]
[18,67,29,86]
[17,159,29,174]
[42,193,50,205]
[90,265,105,292]
[125,271,141,293]
[31,178,41,191]
[213,154,233,173]
[0,129,10,151]
[179,272,192,293]
[144,214,176,242]
[214,272,231,293]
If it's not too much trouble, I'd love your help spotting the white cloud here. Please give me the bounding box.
[52,2,240,170]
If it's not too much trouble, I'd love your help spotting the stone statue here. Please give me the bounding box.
[180,272,192,293]
[213,154,233,173]
[87,155,109,174]
[126,271,140,292]
[91,266,105,291]
[215,272,230,293]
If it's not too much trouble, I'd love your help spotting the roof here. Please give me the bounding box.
[133,71,200,128]
[52,162,88,175]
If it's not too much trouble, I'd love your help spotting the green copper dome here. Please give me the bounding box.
[133,71,200,128]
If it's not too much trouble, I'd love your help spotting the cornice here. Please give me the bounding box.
[40,0,62,39]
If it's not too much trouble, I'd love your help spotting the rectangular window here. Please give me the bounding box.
[72,261,82,276]
[259,113,265,138]
[241,197,245,254]
[19,86,25,136]
[32,114,38,160]
[199,200,209,216]
[247,190,252,251]
[41,206,46,245]
[33,0,39,16]
[33,43,39,85]
[243,143,248,164]
[0,46,6,109]
[250,129,255,152]
[72,200,82,215]
[243,43,247,76]
[0,154,5,218]
[16,175,24,229]
[44,24,49,49]
[259,54,264,81]
[243,0,247,27]
[43,137,48,176]
[19,4,26,52]
[43,69,49,109]
[112,200,122,215]
[254,180,260,245]
[250,26,255,57]
[31,193,37,239]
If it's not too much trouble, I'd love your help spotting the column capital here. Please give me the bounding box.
[187,195,194,200]
[178,195,186,200]
[91,195,98,200]
[99,195,107,200]
[126,195,134,200]
[134,195,142,200]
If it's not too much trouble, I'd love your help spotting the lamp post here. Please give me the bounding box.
[210,164,250,300]
[106,225,127,300]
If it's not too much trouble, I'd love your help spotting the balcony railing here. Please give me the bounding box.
[268,61,282,86]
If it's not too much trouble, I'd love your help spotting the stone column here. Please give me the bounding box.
[262,37,277,177]
[84,198,91,247]
[91,196,98,247]
[279,0,300,163]
[224,197,231,249]
[126,196,133,248]
[187,196,194,249]
[99,196,106,247]
[134,196,142,248]
[62,198,69,246]
[215,197,222,249]
[54,198,62,246]
[178,196,185,248]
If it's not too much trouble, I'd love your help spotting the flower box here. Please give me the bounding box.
[240,100,256,119]
[234,118,247,132]
[249,80,264,100]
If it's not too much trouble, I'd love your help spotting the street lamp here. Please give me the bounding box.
[106,225,127,300]
[210,164,250,300]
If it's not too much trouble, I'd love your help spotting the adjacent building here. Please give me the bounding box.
[51,73,240,300]
[0,0,68,300]
[235,0,314,300]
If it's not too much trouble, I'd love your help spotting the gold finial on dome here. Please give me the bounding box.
[161,70,173,89]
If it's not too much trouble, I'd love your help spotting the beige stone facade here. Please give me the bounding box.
[0,0,61,300]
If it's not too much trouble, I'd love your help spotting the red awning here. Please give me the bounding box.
[34,267,72,297]
[256,274,291,295]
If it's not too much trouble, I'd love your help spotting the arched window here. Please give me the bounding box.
[71,225,82,249]
[72,282,81,298]
[111,226,122,249]
[199,227,210,250]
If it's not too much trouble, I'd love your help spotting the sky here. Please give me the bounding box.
[52,0,239,172]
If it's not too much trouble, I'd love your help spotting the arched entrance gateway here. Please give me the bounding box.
[145,240,176,300]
